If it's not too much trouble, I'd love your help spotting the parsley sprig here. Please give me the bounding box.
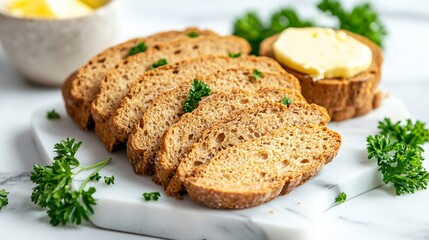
[183,80,211,113]
[280,96,293,107]
[30,138,112,226]
[0,189,9,210]
[367,118,429,195]
[335,192,347,203]
[143,192,161,201]
[149,58,168,70]
[129,42,147,56]
[317,0,387,47]
[233,0,386,55]
[47,109,60,119]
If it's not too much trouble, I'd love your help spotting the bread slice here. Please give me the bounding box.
[129,85,304,176]
[91,35,251,151]
[62,28,218,129]
[110,55,299,151]
[153,87,306,185]
[184,124,341,209]
[166,101,330,197]
[259,30,383,121]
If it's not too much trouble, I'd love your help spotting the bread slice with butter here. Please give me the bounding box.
[166,101,330,197]
[110,55,299,152]
[260,29,383,121]
[62,28,218,129]
[185,124,341,209]
[91,35,251,151]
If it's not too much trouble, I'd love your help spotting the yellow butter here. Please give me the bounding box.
[273,27,372,80]
[6,0,96,19]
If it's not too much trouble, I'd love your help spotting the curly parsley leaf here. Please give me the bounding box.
[129,42,148,56]
[149,58,168,70]
[280,96,293,107]
[30,138,112,226]
[183,80,211,113]
[252,69,264,79]
[89,172,101,182]
[47,109,60,120]
[0,189,9,210]
[187,31,199,38]
[335,192,347,203]
[367,118,429,195]
[228,52,242,58]
[143,192,161,201]
[104,176,115,185]
[317,0,387,47]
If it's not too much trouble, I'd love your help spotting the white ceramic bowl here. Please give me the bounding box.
[0,0,119,86]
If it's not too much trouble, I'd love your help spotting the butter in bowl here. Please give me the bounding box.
[0,0,119,86]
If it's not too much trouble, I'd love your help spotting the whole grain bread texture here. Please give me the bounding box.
[110,55,299,151]
[185,124,342,209]
[91,35,251,151]
[129,86,304,176]
[152,86,305,185]
[259,30,383,121]
[166,101,330,197]
[62,28,218,129]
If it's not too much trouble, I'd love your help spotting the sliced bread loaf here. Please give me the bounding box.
[166,101,330,197]
[185,124,341,209]
[62,28,217,129]
[110,55,299,151]
[91,35,251,151]
[153,87,305,185]
[259,31,383,121]
[129,85,304,176]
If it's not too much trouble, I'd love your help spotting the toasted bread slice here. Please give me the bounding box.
[110,56,299,151]
[259,31,383,121]
[62,28,218,129]
[129,83,304,176]
[166,101,330,197]
[185,124,341,209]
[91,35,251,151]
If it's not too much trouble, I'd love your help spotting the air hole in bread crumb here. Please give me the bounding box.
[194,161,203,166]
[301,159,309,163]
[238,136,244,140]
[282,160,290,167]
[122,75,129,81]
[98,58,106,63]
[172,69,179,74]
[254,132,260,138]
[193,45,199,49]
[260,172,267,177]
[188,134,194,140]
[257,151,268,160]
[174,50,182,55]
[154,45,160,50]
[240,99,250,104]
[216,133,225,143]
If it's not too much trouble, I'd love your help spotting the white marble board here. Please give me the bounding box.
[30,96,411,240]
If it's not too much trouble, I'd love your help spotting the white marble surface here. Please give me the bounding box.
[1,0,429,239]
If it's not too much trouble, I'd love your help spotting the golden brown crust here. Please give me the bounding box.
[259,30,383,121]
[62,28,219,129]
[91,35,251,152]
[185,125,341,209]
[109,55,300,153]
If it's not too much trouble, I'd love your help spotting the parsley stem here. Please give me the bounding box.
[78,158,112,193]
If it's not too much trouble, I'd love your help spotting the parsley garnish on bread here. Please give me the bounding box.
[183,80,211,113]
[128,41,148,56]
